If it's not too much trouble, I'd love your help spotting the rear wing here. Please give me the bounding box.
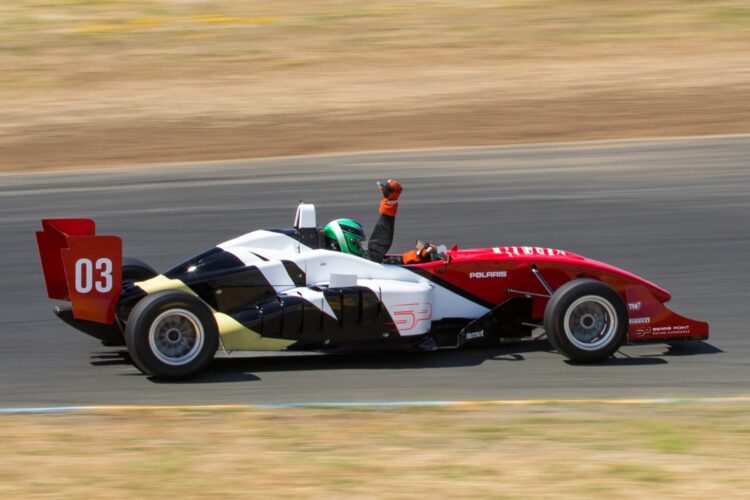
[36,219,122,324]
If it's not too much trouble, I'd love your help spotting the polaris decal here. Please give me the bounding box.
[469,271,507,279]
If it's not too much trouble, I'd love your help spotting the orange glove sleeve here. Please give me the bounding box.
[402,249,420,264]
[379,198,398,217]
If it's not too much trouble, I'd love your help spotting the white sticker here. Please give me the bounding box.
[74,257,113,294]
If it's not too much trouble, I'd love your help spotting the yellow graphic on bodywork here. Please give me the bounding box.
[135,275,294,351]
[214,312,294,351]
[136,275,197,296]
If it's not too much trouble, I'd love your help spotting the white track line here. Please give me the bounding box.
[2,397,750,413]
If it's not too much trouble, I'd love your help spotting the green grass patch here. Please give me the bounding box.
[607,463,675,483]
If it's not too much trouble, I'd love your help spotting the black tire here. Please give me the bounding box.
[122,257,158,284]
[125,290,219,379]
[101,258,159,347]
[544,279,628,363]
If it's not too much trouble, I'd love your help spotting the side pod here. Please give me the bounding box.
[36,219,122,324]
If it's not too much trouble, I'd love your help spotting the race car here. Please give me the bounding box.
[36,202,709,379]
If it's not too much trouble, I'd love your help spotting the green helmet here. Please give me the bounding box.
[324,219,366,257]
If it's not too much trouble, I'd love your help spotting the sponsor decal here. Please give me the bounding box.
[392,303,432,333]
[469,271,507,279]
[493,246,567,258]
[634,327,651,337]
[628,301,642,311]
[650,325,692,335]
[635,325,692,337]
[629,317,650,325]
[465,330,484,340]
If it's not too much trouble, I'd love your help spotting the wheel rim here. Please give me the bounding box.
[148,309,205,366]
[563,295,618,351]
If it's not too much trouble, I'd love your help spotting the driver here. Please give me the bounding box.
[323,180,440,264]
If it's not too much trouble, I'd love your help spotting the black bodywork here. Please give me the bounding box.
[69,225,536,351]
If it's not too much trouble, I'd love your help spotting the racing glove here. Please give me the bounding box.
[378,179,403,217]
[402,240,437,264]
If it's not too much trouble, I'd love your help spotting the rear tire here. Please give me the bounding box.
[101,258,159,347]
[125,290,218,379]
[122,257,158,284]
[544,279,627,363]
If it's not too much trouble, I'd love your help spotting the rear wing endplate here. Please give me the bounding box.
[36,219,122,324]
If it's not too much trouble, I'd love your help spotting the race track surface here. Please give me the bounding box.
[1,136,748,406]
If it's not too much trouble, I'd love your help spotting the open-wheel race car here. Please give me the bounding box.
[36,203,709,379]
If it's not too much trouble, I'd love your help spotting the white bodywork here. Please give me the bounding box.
[217,204,488,336]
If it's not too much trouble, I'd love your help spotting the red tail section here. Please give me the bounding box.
[36,219,122,324]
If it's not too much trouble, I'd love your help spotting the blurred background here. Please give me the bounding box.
[2,0,750,171]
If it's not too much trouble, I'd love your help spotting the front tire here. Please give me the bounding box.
[544,279,628,363]
[125,290,218,379]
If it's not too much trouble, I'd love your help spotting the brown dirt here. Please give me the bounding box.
[2,0,750,171]
[4,84,750,171]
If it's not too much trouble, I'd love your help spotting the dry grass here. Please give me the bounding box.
[1,403,750,498]
[2,0,750,170]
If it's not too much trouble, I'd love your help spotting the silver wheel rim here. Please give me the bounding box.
[563,295,618,351]
[148,309,205,366]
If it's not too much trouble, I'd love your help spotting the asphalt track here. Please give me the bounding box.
[1,135,748,407]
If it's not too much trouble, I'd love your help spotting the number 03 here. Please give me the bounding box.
[74,258,113,293]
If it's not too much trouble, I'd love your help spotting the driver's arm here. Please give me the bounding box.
[367,179,402,263]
